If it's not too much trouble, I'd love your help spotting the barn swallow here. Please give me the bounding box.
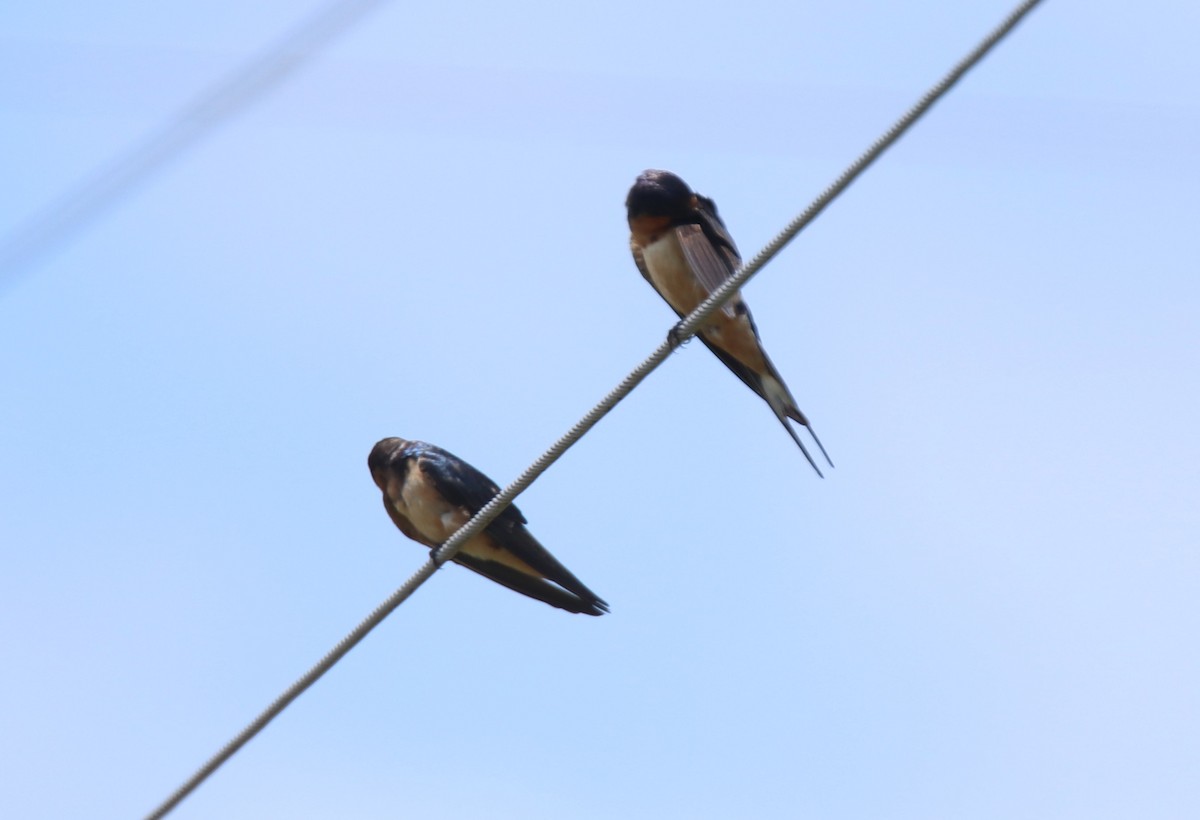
[368,437,608,616]
[626,169,833,476]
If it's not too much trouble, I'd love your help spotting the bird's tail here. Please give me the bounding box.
[454,555,609,616]
[460,526,610,616]
[762,373,834,477]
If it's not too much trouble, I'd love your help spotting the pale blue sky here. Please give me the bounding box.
[2,2,1199,818]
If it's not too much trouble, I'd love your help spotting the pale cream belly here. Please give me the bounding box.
[641,234,767,372]
[394,462,543,576]
[394,462,469,541]
[641,233,710,316]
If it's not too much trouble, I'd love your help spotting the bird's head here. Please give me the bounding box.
[625,169,696,221]
[367,437,410,489]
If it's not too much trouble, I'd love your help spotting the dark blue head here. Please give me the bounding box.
[368,436,411,488]
[626,169,696,220]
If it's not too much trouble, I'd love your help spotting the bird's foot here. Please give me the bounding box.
[667,323,691,349]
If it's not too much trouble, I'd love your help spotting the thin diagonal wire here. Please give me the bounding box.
[676,0,1045,343]
[143,560,437,820]
[143,2,1044,816]
[0,0,393,291]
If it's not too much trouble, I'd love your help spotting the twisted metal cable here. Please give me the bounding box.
[144,561,436,820]
[677,0,1045,342]
[440,0,1046,567]
[143,1,1045,816]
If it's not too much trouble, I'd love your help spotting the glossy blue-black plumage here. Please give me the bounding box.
[368,437,608,616]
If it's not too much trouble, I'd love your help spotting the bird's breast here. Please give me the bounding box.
[640,232,710,316]
[393,462,469,542]
[393,462,543,577]
[640,233,769,373]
